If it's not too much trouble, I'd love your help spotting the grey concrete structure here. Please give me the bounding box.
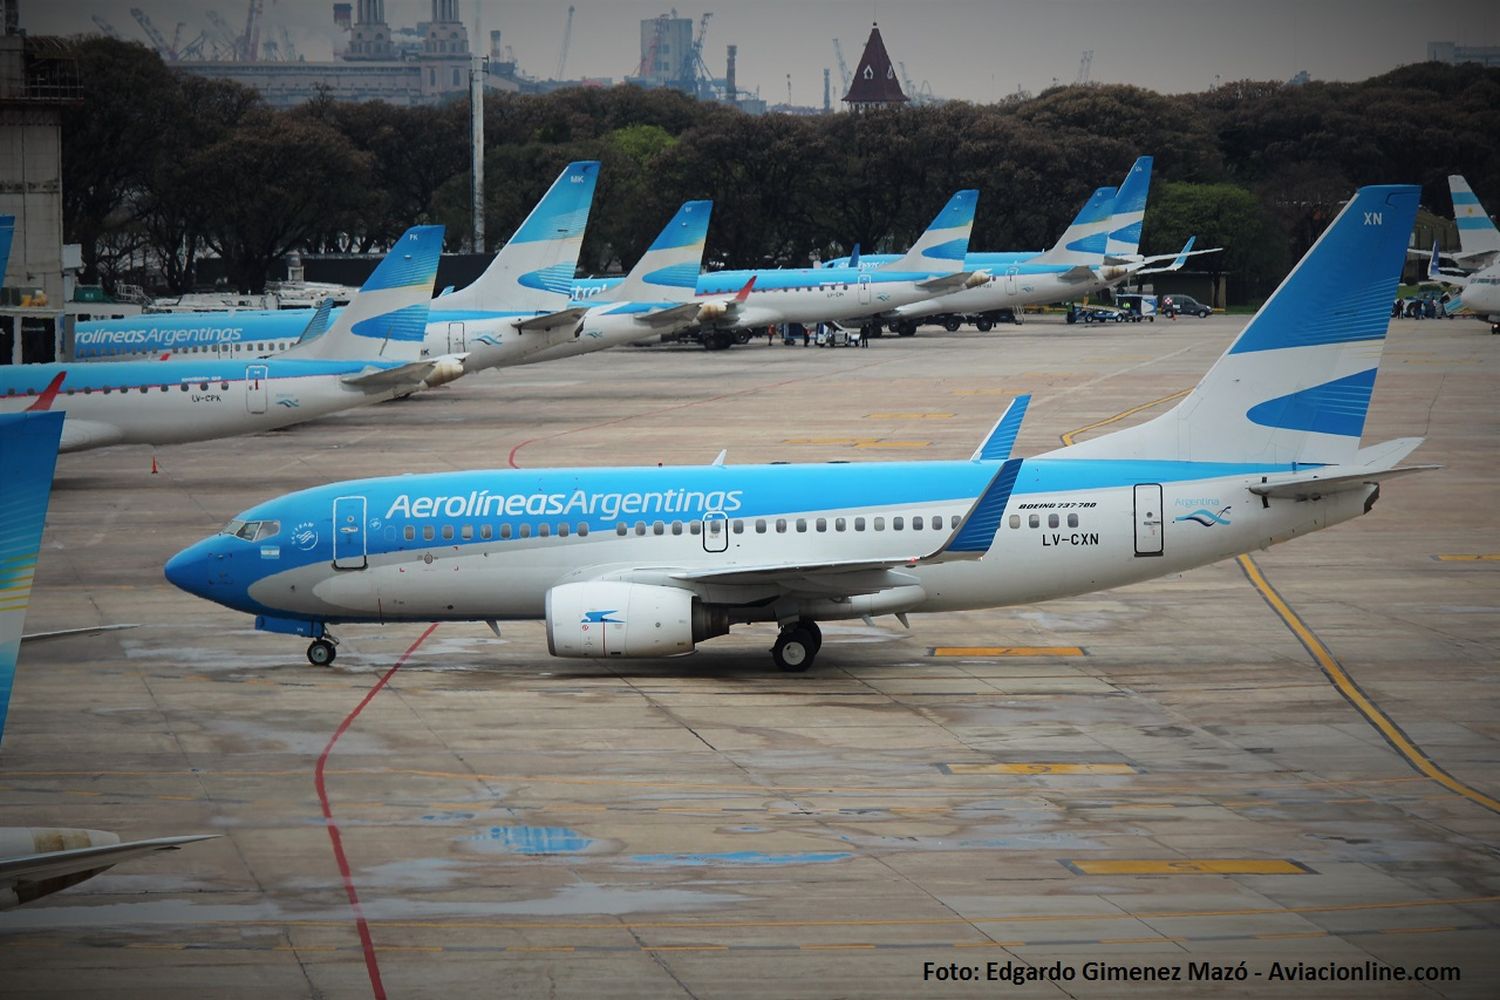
[1,314,1497,996]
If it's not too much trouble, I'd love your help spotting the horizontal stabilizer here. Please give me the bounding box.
[515,306,590,332]
[1249,464,1438,501]
[0,834,220,887]
[340,359,441,389]
[971,394,1031,462]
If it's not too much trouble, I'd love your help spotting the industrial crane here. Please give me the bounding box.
[832,38,850,91]
[682,11,713,97]
[129,8,175,59]
[555,5,574,82]
[90,15,120,39]
[242,0,265,62]
[1075,49,1093,86]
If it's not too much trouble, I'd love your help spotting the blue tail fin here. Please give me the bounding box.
[1450,175,1500,260]
[597,200,712,303]
[0,215,13,284]
[1032,187,1115,266]
[1046,185,1420,465]
[877,190,979,274]
[0,411,65,744]
[1105,156,1153,261]
[443,161,601,312]
[282,225,444,362]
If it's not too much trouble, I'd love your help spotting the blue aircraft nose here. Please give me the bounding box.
[164,537,223,601]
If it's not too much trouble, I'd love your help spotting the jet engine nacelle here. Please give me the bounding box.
[545,582,727,658]
[964,269,992,289]
[423,356,468,388]
[695,301,729,323]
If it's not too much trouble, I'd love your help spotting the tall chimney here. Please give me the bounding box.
[725,44,737,103]
[823,68,830,112]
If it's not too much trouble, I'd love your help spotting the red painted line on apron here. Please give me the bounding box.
[315,623,440,1000]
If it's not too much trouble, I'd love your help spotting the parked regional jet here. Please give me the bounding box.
[474,200,738,369]
[1411,175,1500,274]
[72,162,602,372]
[878,157,1214,332]
[166,186,1431,673]
[570,190,983,347]
[0,411,215,908]
[0,226,445,452]
[1427,242,1500,334]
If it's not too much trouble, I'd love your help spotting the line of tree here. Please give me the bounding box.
[61,38,1500,300]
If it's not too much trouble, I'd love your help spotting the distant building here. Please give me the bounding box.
[1427,41,1500,68]
[637,14,695,87]
[842,23,907,109]
[0,23,80,309]
[174,0,520,108]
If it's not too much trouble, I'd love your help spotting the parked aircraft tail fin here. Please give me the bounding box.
[876,190,978,275]
[1104,155,1153,261]
[1450,174,1500,260]
[1031,187,1115,267]
[0,215,13,283]
[442,161,600,313]
[1042,185,1420,467]
[0,411,65,744]
[595,201,712,304]
[282,225,443,363]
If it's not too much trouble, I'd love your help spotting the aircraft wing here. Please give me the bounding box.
[22,624,140,644]
[608,459,1024,599]
[632,302,703,328]
[0,834,219,908]
[515,306,591,333]
[916,270,984,293]
[340,359,442,389]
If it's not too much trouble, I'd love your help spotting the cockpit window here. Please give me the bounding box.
[225,519,279,541]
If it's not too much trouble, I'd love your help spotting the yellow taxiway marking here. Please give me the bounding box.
[783,436,859,445]
[865,411,955,420]
[1238,553,1500,818]
[1065,859,1310,875]
[1433,553,1500,561]
[945,763,1136,776]
[1058,389,1192,447]
[642,945,730,952]
[801,943,877,950]
[931,645,1084,657]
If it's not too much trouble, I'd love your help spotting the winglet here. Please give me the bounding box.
[711,449,727,466]
[25,372,66,412]
[294,297,336,346]
[970,394,1030,462]
[1428,240,1441,281]
[849,243,860,268]
[733,275,756,302]
[932,458,1023,558]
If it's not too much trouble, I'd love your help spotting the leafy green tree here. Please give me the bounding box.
[1142,181,1287,306]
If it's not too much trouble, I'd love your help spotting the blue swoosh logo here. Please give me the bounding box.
[1174,506,1232,527]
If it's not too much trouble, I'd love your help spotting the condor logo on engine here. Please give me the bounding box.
[581,610,623,624]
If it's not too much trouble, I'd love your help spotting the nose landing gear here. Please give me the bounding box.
[307,635,339,667]
[771,620,822,672]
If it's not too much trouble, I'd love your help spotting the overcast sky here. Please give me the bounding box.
[29,1,1500,105]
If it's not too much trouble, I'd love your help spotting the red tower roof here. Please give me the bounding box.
[842,23,908,106]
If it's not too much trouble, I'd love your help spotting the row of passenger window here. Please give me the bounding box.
[399,513,965,544]
[2,381,230,397]
[1010,512,1081,529]
[89,342,288,356]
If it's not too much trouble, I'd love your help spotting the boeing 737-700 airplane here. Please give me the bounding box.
[0,226,445,452]
[1427,242,1500,334]
[165,186,1430,671]
[164,186,1428,668]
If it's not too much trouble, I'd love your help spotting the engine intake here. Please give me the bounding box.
[545,582,728,658]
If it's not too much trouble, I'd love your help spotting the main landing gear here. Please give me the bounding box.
[307,635,339,667]
[771,620,822,672]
